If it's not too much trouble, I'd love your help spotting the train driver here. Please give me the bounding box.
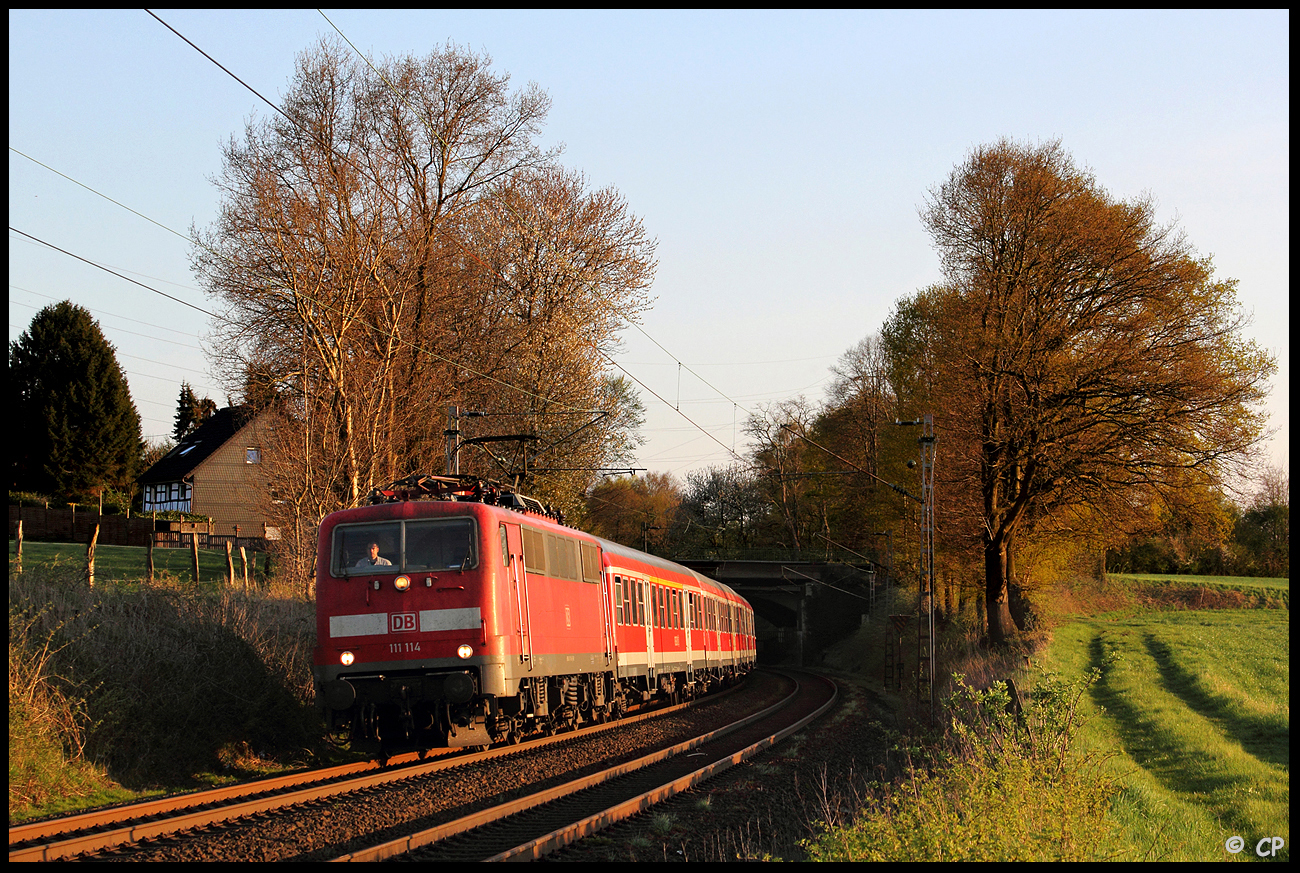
[355,542,393,568]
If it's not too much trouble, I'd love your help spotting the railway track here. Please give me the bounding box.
[11,669,829,862]
[354,668,835,862]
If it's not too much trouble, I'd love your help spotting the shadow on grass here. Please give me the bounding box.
[83,620,319,790]
[1085,632,1260,838]
[1140,633,1288,770]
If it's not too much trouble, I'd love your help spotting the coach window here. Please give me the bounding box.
[614,577,624,624]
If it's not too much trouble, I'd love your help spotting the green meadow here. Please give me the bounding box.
[11,539,268,587]
[1042,608,1289,861]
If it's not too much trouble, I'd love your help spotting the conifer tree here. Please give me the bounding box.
[173,381,200,441]
[172,381,216,441]
[10,301,143,499]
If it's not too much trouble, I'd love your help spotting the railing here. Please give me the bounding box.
[9,506,268,552]
[150,531,269,552]
[671,547,883,566]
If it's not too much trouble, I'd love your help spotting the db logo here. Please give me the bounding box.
[390,612,417,633]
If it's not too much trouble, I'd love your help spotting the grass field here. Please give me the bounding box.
[1042,608,1289,861]
[10,539,268,587]
[1109,573,1289,591]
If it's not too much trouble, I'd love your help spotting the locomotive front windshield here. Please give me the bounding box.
[333,517,478,576]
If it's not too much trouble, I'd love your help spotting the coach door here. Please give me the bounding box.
[640,579,656,679]
[684,590,695,685]
[501,523,532,670]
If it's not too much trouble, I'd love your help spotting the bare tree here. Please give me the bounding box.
[746,398,820,550]
[193,39,656,574]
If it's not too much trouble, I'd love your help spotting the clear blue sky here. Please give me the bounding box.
[8,9,1289,490]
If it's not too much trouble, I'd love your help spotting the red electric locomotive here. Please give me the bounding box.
[312,475,755,756]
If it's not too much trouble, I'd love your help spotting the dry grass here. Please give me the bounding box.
[9,559,320,820]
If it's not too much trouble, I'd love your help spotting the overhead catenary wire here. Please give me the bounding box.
[18,12,784,477]
[312,12,775,475]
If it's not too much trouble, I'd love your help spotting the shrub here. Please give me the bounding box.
[803,670,1118,861]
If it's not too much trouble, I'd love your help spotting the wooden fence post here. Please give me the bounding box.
[240,546,249,591]
[87,523,99,588]
[190,533,200,585]
[15,519,22,575]
[147,534,155,585]
[225,540,235,587]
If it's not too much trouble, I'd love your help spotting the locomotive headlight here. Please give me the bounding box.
[340,651,355,666]
[457,644,473,659]
[394,575,411,591]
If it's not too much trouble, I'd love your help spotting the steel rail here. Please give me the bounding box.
[330,670,834,862]
[9,685,738,862]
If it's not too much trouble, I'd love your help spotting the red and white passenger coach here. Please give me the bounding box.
[313,476,755,755]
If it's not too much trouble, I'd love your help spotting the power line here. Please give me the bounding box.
[142,13,603,418]
[144,10,293,125]
[10,284,205,342]
[9,146,193,246]
[597,348,750,468]
[315,14,759,470]
[9,226,220,321]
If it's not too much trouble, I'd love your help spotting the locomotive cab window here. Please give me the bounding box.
[405,518,477,571]
[335,524,400,574]
[333,517,478,576]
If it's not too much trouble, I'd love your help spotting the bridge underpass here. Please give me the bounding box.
[677,559,894,666]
